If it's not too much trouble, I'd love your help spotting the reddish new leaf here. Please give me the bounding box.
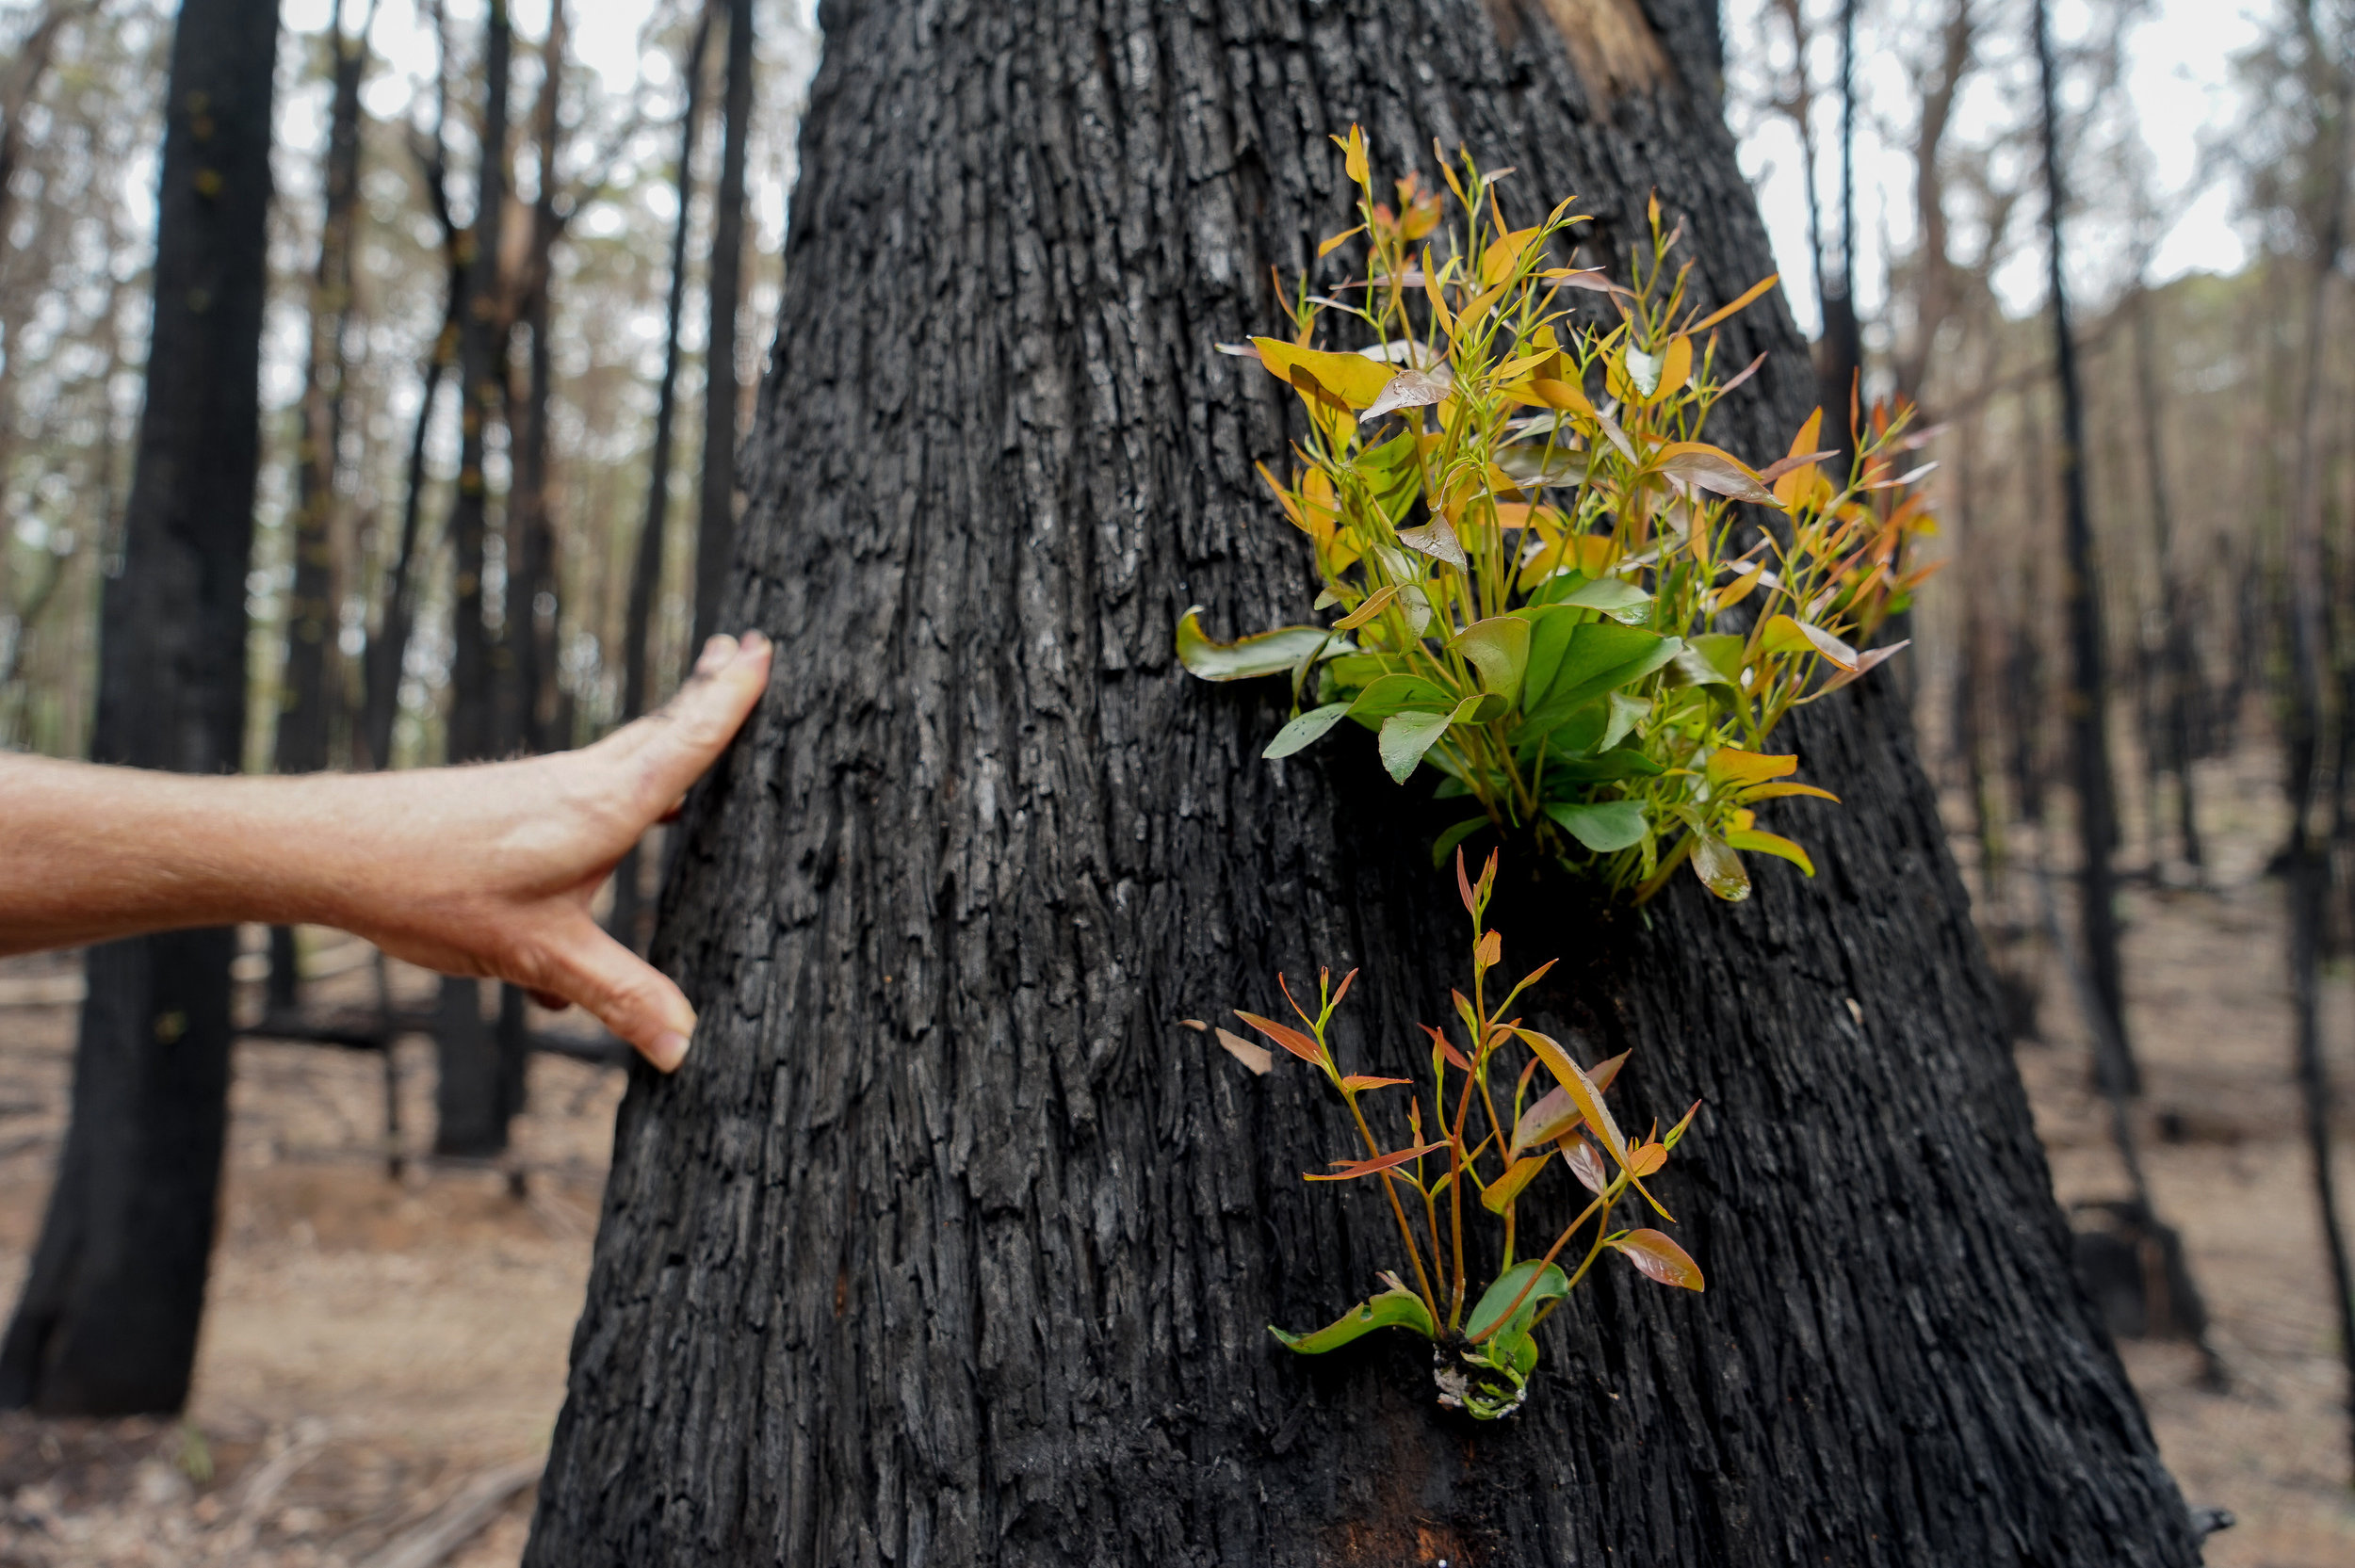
[1610,1228,1705,1291]
[1420,1022,1472,1072]
[1235,1010,1323,1066]
[1340,1075,1413,1092]
[1305,1139,1450,1182]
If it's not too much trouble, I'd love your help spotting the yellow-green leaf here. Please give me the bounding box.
[1175,607,1345,682]
[1252,337,1396,409]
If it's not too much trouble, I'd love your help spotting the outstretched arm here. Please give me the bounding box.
[0,631,771,1071]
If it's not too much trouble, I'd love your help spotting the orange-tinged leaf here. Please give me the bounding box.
[1706,747,1798,787]
[1340,1075,1414,1092]
[1475,929,1502,970]
[1421,251,1454,333]
[1318,223,1366,259]
[1252,338,1398,410]
[1712,562,1764,614]
[1333,583,1404,630]
[1760,614,1860,671]
[1332,124,1368,186]
[1626,1140,1668,1177]
[1610,1228,1704,1290]
[1725,827,1815,876]
[1235,1010,1323,1066]
[1561,1135,1609,1193]
[1743,781,1841,803]
[1527,377,1596,416]
[1480,225,1543,285]
[1759,448,1840,486]
[1510,1028,1629,1166]
[1653,442,1778,505]
[1685,272,1778,334]
[1213,1028,1274,1075]
[1653,335,1693,400]
[1305,1139,1448,1182]
[1481,1153,1551,1213]
[1420,1021,1472,1073]
[1455,281,1510,335]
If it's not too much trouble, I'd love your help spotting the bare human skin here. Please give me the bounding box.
[0,631,772,1071]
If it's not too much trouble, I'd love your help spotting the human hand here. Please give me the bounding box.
[318,631,771,1070]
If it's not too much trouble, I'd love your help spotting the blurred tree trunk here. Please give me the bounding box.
[524,4,2201,1562]
[268,0,376,1016]
[505,0,568,760]
[2126,280,2201,875]
[433,0,513,1159]
[1815,0,1862,435]
[609,10,710,957]
[0,0,281,1417]
[2034,0,2137,1097]
[2278,5,2355,1485]
[690,0,754,656]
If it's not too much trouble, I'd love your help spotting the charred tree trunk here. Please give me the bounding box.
[1815,0,1862,436]
[526,4,2198,1563]
[0,0,280,1416]
[2126,284,2201,875]
[269,0,374,1014]
[608,10,711,957]
[2034,0,2137,1098]
[690,0,754,658]
[506,0,567,758]
[434,0,513,1158]
[2278,19,2355,1488]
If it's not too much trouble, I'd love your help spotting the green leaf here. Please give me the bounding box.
[1451,615,1533,701]
[1431,816,1490,867]
[1725,826,1815,876]
[1262,703,1352,760]
[1600,692,1648,753]
[1691,833,1751,901]
[1175,607,1349,682]
[1377,695,1486,783]
[1555,577,1652,624]
[1271,1285,1438,1353]
[1546,799,1648,852]
[1539,745,1663,783]
[1522,628,1681,737]
[1466,1260,1570,1344]
[1348,672,1456,722]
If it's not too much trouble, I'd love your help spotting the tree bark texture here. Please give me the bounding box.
[528,2,2198,1562]
[0,0,281,1416]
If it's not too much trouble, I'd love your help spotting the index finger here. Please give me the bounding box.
[604,630,772,816]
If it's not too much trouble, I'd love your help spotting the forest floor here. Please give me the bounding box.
[0,749,2350,1565]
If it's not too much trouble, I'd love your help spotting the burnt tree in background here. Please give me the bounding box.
[526,2,2200,1562]
[268,0,375,1015]
[433,0,515,1158]
[690,0,755,657]
[0,0,281,1415]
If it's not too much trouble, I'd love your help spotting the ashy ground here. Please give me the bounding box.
[0,750,2351,1565]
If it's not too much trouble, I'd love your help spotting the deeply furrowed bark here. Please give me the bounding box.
[527,2,2199,1562]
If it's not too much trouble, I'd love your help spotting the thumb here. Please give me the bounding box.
[544,915,701,1072]
[607,631,772,818]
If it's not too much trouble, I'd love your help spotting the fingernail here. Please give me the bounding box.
[651,1030,691,1072]
[738,630,771,657]
[696,636,735,675]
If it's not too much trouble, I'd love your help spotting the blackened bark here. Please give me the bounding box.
[2033,0,2136,1098]
[690,0,755,656]
[0,0,280,1416]
[434,0,513,1158]
[528,3,2198,1562]
[1814,0,1860,434]
[505,0,567,758]
[608,10,711,956]
[269,0,374,1012]
[2126,284,2201,873]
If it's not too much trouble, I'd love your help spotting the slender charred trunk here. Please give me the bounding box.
[2127,285,2201,875]
[609,11,711,956]
[1816,0,1862,436]
[0,0,281,1416]
[690,0,754,658]
[2278,28,2355,1488]
[269,0,375,1014]
[2034,0,2136,1097]
[527,5,2200,1561]
[434,0,513,1159]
